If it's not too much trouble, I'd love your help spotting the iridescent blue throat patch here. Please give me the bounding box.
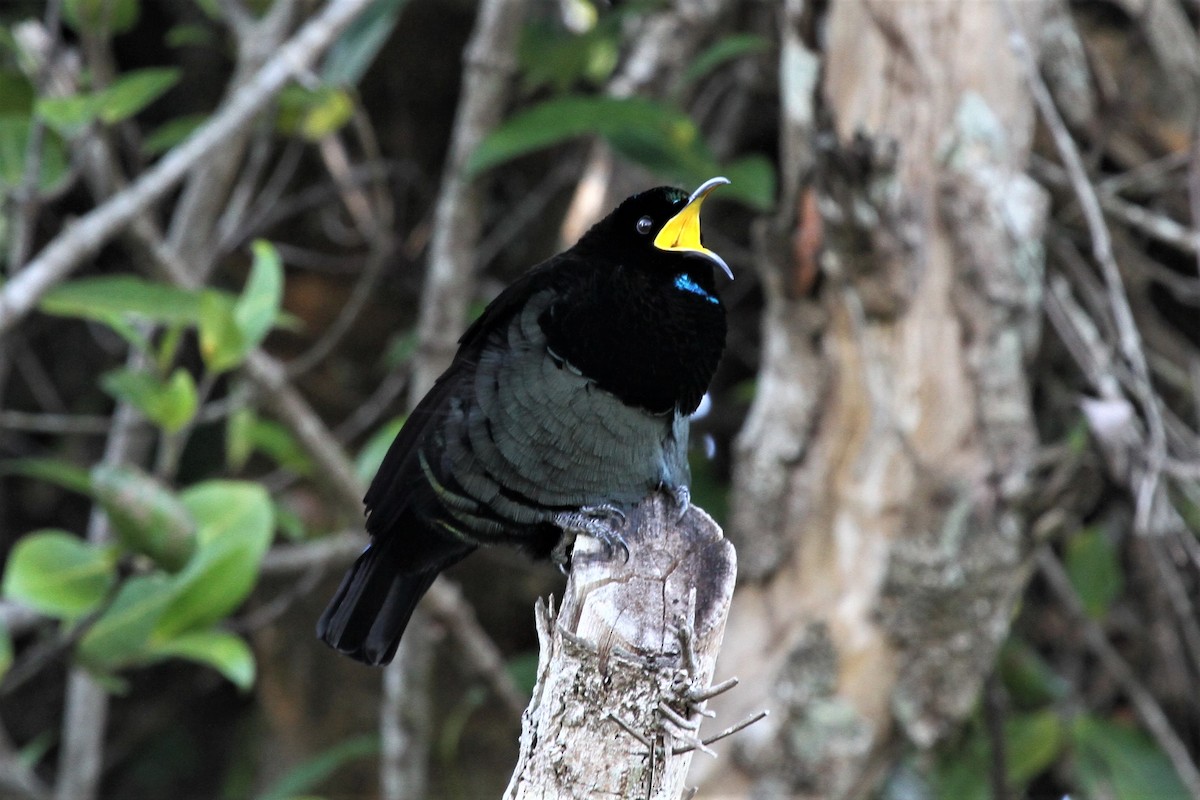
[674,273,719,304]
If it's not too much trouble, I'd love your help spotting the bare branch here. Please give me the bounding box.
[505,496,739,799]
[409,0,531,400]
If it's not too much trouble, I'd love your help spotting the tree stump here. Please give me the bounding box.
[504,493,738,799]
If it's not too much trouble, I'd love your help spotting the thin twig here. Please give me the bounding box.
[670,710,769,755]
[0,410,114,435]
[1004,0,1169,535]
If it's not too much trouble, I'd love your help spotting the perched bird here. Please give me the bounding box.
[317,177,732,665]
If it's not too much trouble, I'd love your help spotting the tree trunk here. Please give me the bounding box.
[505,494,737,799]
[694,2,1052,796]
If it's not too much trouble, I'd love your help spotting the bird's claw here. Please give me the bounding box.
[671,485,691,520]
[553,504,630,563]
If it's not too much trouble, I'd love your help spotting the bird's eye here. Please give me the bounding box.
[636,216,653,235]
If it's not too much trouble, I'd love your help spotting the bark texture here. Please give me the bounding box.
[505,494,736,799]
[695,2,1052,796]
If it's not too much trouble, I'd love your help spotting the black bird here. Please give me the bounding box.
[317,177,732,665]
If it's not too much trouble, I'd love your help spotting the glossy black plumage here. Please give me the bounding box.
[317,180,730,665]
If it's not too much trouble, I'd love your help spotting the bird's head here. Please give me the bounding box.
[578,177,733,287]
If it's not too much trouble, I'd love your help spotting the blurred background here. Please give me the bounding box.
[1,0,1199,798]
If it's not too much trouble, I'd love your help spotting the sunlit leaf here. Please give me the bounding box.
[102,367,198,433]
[275,86,354,141]
[150,481,274,638]
[199,290,246,373]
[1,531,117,619]
[235,240,284,350]
[40,276,210,325]
[91,464,197,573]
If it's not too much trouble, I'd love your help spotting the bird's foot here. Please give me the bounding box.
[553,504,629,563]
[670,485,691,520]
[550,531,576,574]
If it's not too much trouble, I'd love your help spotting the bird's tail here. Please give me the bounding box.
[316,534,469,665]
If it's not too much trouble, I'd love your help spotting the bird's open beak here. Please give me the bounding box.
[653,176,733,280]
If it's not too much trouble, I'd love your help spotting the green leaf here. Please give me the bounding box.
[101,367,198,433]
[255,735,379,800]
[0,623,11,683]
[142,113,206,156]
[517,15,621,94]
[1065,526,1122,619]
[165,23,215,49]
[506,650,540,695]
[273,499,308,541]
[681,34,770,87]
[1,457,93,495]
[199,290,246,373]
[354,416,404,483]
[722,154,776,211]
[0,115,71,193]
[467,96,709,178]
[225,406,256,471]
[245,418,313,475]
[1,531,117,619]
[63,0,140,34]
[0,71,34,115]
[235,240,284,350]
[78,572,178,670]
[276,86,354,141]
[322,0,410,86]
[151,481,274,639]
[40,276,211,325]
[471,94,771,210]
[35,94,101,137]
[96,67,181,124]
[146,628,255,690]
[91,464,197,573]
[1004,710,1063,784]
[998,637,1069,708]
[1072,715,1191,800]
